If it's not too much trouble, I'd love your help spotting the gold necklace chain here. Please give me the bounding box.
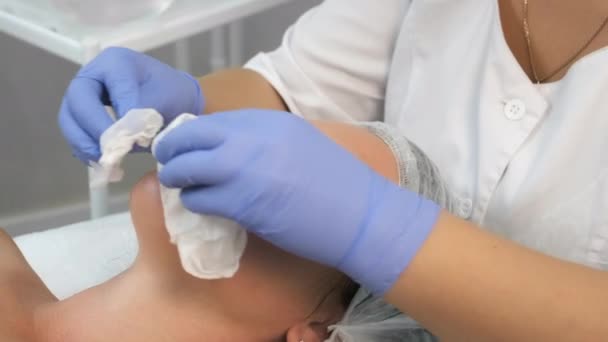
[523,0,608,83]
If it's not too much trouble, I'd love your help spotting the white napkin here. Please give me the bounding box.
[152,113,247,279]
[90,108,163,188]
[91,108,247,279]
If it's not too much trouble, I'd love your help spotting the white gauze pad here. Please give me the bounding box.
[152,114,247,279]
[90,108,164,188]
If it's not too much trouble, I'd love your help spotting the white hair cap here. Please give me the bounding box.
[325,288,437,342]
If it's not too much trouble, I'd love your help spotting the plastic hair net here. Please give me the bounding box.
[326,289,437,342]
[326,122,457,341]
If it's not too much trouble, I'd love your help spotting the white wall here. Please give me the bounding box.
[0,0,321,235]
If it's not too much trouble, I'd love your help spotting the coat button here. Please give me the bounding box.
[459,198,473,218]
[504,99,526,120]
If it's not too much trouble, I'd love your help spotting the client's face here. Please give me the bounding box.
[1,173,354,342]
[124,173,352,341]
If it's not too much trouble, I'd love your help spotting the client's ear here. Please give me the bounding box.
[285,321,333,342]
[285,276,352,342]
[285,302,345,342]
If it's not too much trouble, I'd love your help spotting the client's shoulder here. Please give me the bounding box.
[0,230,58,342]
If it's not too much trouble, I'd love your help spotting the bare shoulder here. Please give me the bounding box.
[0,228,13,244]
[0,228,58,342]
[0,228,55,297]
[0,229,27,271]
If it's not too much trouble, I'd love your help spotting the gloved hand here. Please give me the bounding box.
[59,47,204,163]
[154,110,440,295]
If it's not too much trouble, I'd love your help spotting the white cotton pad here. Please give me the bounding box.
[152,114,248,279]
[90,108,164,188]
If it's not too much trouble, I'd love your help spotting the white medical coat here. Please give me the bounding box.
[245,0,608,270]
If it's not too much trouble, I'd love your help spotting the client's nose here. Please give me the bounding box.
[131,172,162,203]
[130,172,183,275]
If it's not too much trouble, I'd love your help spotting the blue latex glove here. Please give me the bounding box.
[154,110,440,294]
[58,47,204,163]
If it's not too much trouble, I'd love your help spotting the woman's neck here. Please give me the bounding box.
[500,0,608,83]
[34,264,272,342]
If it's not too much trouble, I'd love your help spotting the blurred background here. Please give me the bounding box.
[0,0,321,236]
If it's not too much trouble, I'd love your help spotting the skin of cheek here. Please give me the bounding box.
[128,173,345,336]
